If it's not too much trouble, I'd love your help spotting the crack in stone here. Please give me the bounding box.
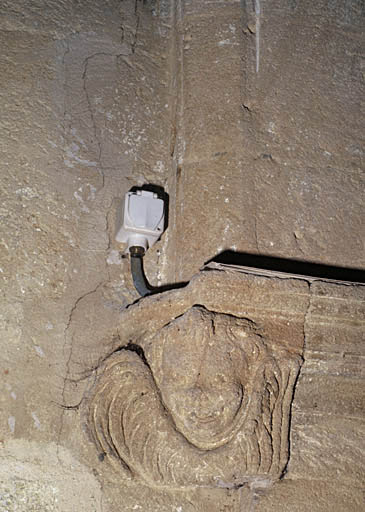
[303,281,312,355]
[99,478,104,512]
[293,232,305,256]
[60,38,71,143]
[132,0,141,53]
[57,281,105,462]
[81,50,133,189]
[253,215,260,254]
[105,204,112,253]
[119,0,125,45]
[82,54,105,189]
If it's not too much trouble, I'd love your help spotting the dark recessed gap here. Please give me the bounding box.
[207,250,365,283]
[117,343,149,367]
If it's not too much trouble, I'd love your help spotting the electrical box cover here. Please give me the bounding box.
[116,190,165,251]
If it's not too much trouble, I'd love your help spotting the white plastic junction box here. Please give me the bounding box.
[116,190,165,251]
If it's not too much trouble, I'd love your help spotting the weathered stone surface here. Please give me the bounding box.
[166,0,365,281]
[75,266,362,508]
[255,479,364,512]
[2,260,364,510]
[1,0,364,510]
[88,307,301,487]
[66,266,309,384]
[0,440,104,512]
[0,1,172,510]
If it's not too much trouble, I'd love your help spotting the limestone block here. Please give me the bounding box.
[255,478,364,512]
[167,0,365,279]
[88,307,301,488]
[79,267,309,490]
[62,264,364,510]
[1,0,364,510]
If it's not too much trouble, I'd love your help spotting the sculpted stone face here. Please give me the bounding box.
[88,304,301,488]
[145,307,260,449]
[163,345,243,443]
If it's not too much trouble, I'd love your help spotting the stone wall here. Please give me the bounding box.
[0,1,364,511]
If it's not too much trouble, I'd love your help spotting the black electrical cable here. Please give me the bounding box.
[129,246,152,297]
[129,245,188,297]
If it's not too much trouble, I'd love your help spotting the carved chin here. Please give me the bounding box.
[162,388,245,450]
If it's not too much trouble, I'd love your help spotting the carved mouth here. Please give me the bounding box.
[193,414,218,424]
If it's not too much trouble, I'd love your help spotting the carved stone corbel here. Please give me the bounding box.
[84,266,308,489]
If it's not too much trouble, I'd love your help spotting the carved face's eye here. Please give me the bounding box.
[227,325,249,342]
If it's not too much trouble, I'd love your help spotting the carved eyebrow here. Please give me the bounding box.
[225,326,248,346]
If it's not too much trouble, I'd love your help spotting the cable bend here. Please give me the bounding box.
[129,246,152,297]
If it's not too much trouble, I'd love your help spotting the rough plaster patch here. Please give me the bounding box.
[0,440,104,512]
[0,480,59,512]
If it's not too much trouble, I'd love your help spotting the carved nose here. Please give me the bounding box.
[193,386,210,403]
[190,388,222,417]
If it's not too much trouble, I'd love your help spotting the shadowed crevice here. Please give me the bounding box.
[207,250,365,283]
